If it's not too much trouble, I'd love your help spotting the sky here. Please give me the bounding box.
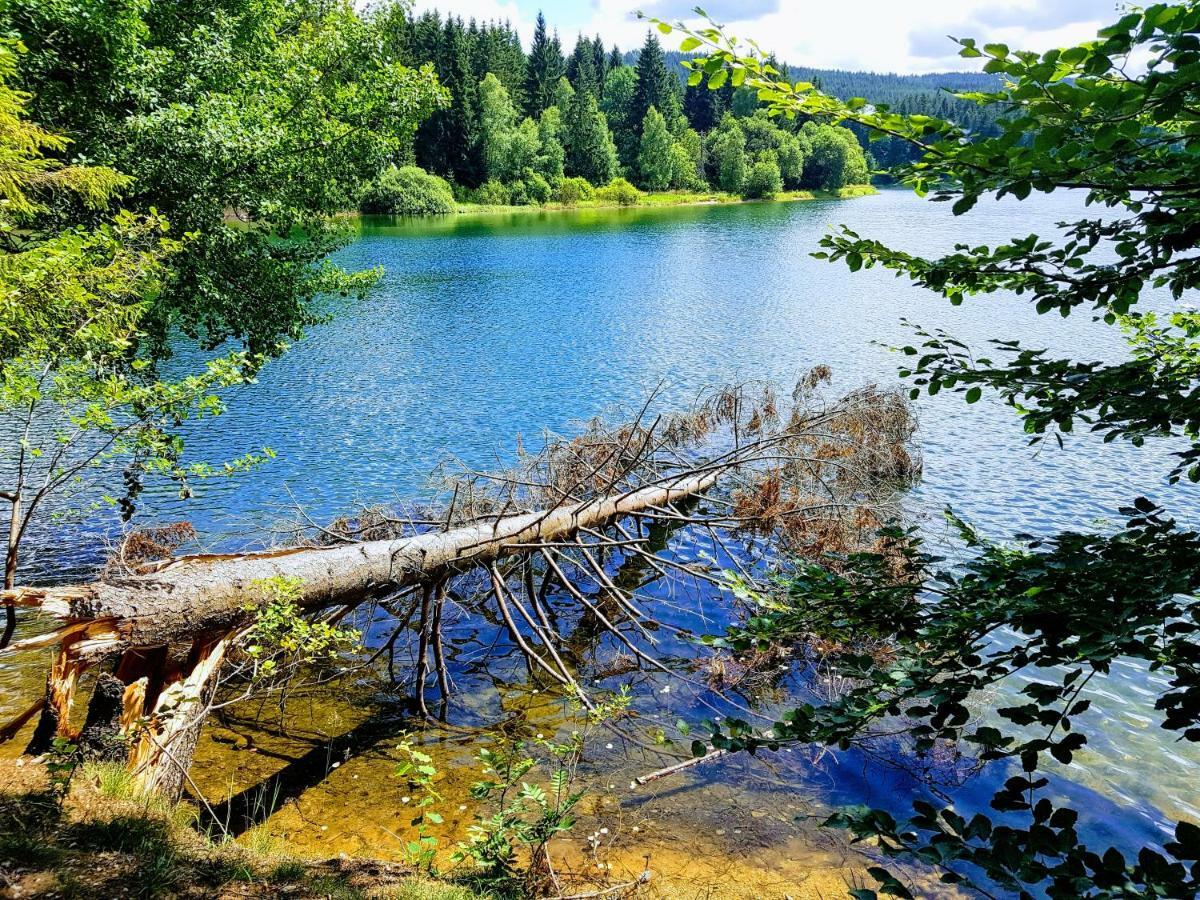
[409,0,1119,74]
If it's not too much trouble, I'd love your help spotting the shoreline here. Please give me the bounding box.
[447,184,877,217]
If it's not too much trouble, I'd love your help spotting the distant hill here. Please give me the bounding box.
[625,49,1004,168]
[630,50,1003,102]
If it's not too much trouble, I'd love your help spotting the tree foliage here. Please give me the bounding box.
[637,107,674,190]
[0,38,262,644]
[4,0,446,359]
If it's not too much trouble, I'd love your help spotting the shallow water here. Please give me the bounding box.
[4,191,1199,896]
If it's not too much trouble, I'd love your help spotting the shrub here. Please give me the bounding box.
[555,176,594,205]
[360,166,456,216]
[474,179,510,206]
[508,179,531,206]
[595,177,640,206]
[742,155,783,200]
[525,172,552,205]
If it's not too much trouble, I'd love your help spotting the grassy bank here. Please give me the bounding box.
[0,760,481,900]
[452,184,876,216]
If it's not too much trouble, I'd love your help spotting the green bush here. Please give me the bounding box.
[474,179,510,206]
[360,166,456,216]
[742,155,783,200]
[525,172,552,205]
[555,176,594,205]
[594,177,640,206]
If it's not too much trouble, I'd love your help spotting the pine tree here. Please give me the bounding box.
[683,80,722,133]
[524,11,563,118]
[631,32,679,136]
[564,90,618,185]
[568,36,598,97]
[416,17,483,185]
[592,36,609,95]
[637,106,672,190]
[607,45,623,73]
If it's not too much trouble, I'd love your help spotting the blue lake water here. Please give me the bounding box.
[6,189,1199,893]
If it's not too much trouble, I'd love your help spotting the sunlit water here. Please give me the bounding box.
[4,191,1199,896]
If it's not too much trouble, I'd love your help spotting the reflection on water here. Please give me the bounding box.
[4,191,1200,895]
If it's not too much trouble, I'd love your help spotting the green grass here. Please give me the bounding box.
[0,759,490,900]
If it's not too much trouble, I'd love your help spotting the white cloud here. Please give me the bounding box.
[566,0,1111,73]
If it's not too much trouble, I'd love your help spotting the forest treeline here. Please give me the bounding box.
[360,10,897,211]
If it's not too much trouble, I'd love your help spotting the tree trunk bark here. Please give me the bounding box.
[3,470,719,659]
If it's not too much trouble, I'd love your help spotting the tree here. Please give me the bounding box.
[536,107,566,183]
[479,73,518,181]
[741,153,782,199]
[670,127,705,190]
[523,11,563,118]
[607,45,624,73]
[636,107,673,190]
[551,75,575,115]
[801,123,869,190]
[564,91,619,185]
[567,36,599,97]
[776,131,811,188]
[0,39,254,647]
[591,35,610,95]
[708,120,747,193]
[663,5,1200,896]
[4,0,445,360]
[600,65,639,169]
[683,79,723,132]
[631,32,679,136]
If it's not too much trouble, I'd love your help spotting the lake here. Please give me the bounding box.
[5,190,1199,896]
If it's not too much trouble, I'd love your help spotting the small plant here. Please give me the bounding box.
[395,734,444,871]
[243,576,359,680]
[584,683,633,726]
[453,733,584,892]
[45,737,79,799]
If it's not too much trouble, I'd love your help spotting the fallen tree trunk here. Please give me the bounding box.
[2,469,718,656]
[0,376,918,801]
[0,469,723,796]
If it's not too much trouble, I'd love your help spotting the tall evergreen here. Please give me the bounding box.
[564,89,618,185]
[567,36,599,97]
[416,17,483,186]
[631,32,679,135]
[473,19,526,111]
[607,45,624,73]
[683,80,722,133]
[524,11,563,118]
[591,36,609,95]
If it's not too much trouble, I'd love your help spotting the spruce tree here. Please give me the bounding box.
[568,36,599,97]
[683,80,721,133]
[607,45,623,72]
[592,36,609,94]
[564,90,618,185]
[524,11,563,117]
[631,32,680,135]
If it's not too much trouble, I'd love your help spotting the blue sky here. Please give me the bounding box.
[411,0,1117,73]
